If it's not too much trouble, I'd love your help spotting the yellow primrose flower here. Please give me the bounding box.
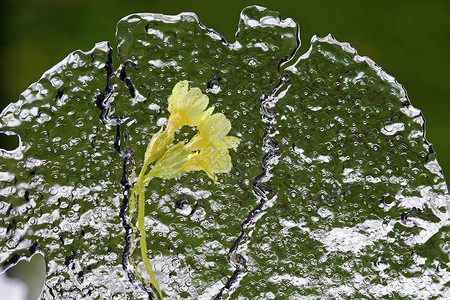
[141,81,209,169]
[167,80,209,134]
[145,141,191,182]
[186,108,240,152]
[129,80,240,299]
[183,148,233,182]
[183,108,240,182]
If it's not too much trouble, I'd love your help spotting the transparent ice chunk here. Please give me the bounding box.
[0,5,448,300]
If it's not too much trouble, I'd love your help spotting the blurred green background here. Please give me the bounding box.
[0,1,448,298]
[0,0,448,173]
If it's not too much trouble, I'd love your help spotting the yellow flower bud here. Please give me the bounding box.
[147,141,191,180]
[144,126,175,164]
[167,80,209,134]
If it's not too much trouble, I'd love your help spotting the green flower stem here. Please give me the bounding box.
[137,186,162,299]
[126,80,238,299]
[129,159,163,299]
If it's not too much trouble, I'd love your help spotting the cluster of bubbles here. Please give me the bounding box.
[0,5,448,299]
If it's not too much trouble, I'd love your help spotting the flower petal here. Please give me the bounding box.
[183,88,209,126]
[148,141,190,179]
[144,126,175,163]
[184,148,232,177]
[211,136,240,149]
[199,113,231,138]
[168,80,189,112]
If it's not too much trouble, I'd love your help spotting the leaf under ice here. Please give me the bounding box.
[0,5,448,300]
[234,35,450,299]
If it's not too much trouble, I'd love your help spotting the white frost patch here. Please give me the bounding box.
[144,217,170,235]
[279,217,310,234]
[198,280,225,300]
[424,160,443,177]
[317,155,331,163]
[0,186,16,197]
[317,207,334,218]
[408,129,422,139]
[176,204,192,216]
[148,59,182,71]
[176,186,212,200]
[342,168,363,184]
[380,123,404,136]
[325,285,355,298]
[320,219,394,254]
[403,218,443,246]
[400,105,421,117]
[268,274,309,287]
[150,254,199,299]
[307,105,322,111]
[156,117,167,127]
[77,75,92,85]
[292,147,332,165]
[206,84,221,94]
[366,268,450,299]
[147,103,160,111]
[0,272,28,300]
[131,89,147,105]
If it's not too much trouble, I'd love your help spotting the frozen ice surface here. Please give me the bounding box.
[0,5,448,300]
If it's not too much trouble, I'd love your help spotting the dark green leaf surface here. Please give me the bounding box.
[0,5,448,299]
[234,36,449,299]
